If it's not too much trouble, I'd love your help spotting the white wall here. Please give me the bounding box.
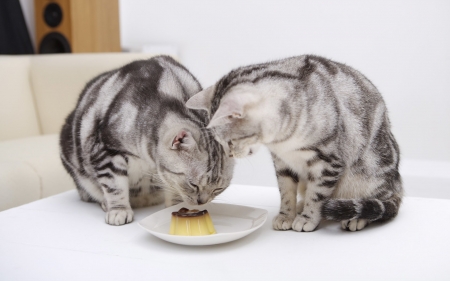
[120,0,450,190]
[120,0,450,162]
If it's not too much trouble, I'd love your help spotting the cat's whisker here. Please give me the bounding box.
[160,187,180,196]
[244,157,254,168]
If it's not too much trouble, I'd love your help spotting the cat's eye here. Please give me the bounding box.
[213,188,224,194]
[189,182,199,192]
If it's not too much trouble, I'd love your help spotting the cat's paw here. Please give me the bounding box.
[341,219,368,231]
[272,214,295,230]
[292,214,320,232]
[105,208,134,226]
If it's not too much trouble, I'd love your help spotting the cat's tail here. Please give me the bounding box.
[321,195,402,222]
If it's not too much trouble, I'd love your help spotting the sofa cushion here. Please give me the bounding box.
[0,134,75,207]
[30,53,158,135]
[0,56,41,141]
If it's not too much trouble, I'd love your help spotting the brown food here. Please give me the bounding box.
[169,208,216,236]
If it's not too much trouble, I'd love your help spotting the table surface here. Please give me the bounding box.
[1,184,450,281]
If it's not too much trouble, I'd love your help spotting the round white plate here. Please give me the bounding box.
[138,202,268,246]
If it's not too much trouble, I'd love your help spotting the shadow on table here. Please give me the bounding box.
[135,223,267,253]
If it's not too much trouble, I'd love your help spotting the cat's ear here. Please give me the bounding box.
[207,98,244,128]
[171,130,197,151]
[186,85,215,115]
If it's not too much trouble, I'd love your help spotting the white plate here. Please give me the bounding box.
[138,202,268,246]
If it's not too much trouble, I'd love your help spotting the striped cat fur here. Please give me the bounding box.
[187,55,403,232]
[60,56,234,226]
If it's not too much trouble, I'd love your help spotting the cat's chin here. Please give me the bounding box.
[186,202,208,207]
[248,143,263,156]
[231,150,253,158]
[181,198,212,207]
[182,199,203,206]
[230,144,260,158]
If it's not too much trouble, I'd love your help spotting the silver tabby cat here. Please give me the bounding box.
[60,56,234,226]
[187,55,403,232]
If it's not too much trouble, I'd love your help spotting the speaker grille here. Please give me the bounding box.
[43,3,63,28]
[39,32,71,53]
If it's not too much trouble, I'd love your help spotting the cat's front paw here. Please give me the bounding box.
[105,208,134,226]
[292,214,320,232]
[341,219,368,231]
[273,214,295,230]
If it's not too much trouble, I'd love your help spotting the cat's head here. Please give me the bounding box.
[158,128,235,205]
[186,83,272,158]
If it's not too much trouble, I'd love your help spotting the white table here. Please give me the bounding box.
[1,184,449,281]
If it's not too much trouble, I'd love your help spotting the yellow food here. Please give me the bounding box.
[169,208,216,236]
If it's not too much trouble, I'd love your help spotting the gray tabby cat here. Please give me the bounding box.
[60,56,234,226]
[187,55,402,232]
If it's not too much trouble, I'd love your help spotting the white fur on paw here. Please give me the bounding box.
[341,219,368,231]
[101,202,107,212]
[105,209,134,226]
[272,214,294,230]
[292,215,319,232]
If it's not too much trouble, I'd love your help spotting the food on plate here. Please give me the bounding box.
[169,208,216,236]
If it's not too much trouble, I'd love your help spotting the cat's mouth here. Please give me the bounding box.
[227,141,258,158]
[229,149,253,158]
[228,146,253,158]
[185,197,210,206]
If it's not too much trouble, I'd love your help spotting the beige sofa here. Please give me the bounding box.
[0,53,157,211]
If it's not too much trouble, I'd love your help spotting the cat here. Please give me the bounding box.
[60,55,234,226]
[186,55,403,232]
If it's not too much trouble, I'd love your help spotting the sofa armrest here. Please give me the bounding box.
[0,161,41,211]
[0,56,41,141]
[0,134,75,211]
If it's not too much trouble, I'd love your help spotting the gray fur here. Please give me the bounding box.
[187,55,402,232]
[60,56,234,226]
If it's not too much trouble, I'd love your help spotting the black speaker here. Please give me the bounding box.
[35,0,71,54]
[35,0,121,53]
[43,3,63,28]
[39,32,71,53]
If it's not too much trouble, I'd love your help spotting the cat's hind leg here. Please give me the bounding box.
[341,219,369,231]
[292,152,344,232]
[323,165,402,231]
